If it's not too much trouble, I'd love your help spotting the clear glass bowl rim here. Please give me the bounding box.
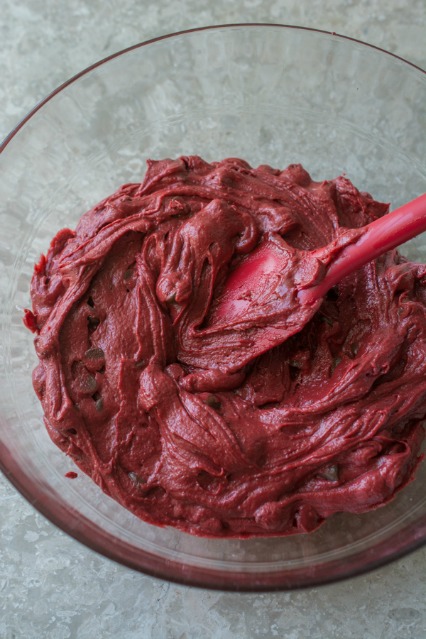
[0,23,425,592]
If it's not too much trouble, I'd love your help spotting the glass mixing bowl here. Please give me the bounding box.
[1,24,426,591]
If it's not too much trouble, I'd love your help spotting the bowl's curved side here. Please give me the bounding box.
[2,22,425,154]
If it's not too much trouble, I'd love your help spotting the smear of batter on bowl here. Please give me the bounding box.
[24,156,426,537]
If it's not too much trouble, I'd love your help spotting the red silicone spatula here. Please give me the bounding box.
[210,193,426,363]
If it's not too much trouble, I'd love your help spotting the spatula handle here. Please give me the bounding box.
[301,193,426,304]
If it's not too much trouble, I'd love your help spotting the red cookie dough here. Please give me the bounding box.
[24,156,426,537]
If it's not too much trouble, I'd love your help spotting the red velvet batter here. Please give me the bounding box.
[24,156,426,537]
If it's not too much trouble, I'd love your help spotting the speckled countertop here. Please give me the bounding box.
[1,2,426,638]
